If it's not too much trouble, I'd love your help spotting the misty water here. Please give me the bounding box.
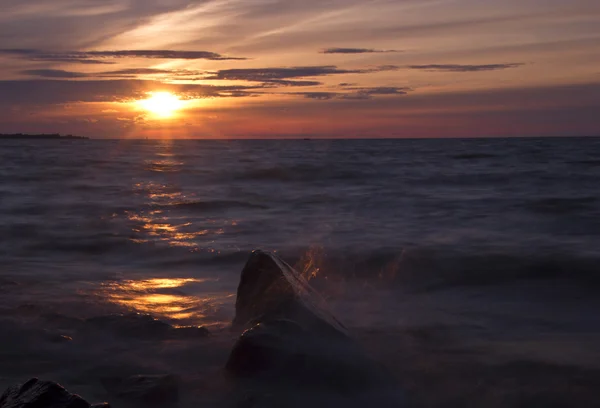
[1,138,599,406]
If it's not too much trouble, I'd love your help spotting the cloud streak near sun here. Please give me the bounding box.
[0,48,246,62]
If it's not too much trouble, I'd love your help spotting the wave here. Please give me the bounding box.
[157,200,268,211]
[230,164,359,183]
[270,247,600,290]
[27,233,129,255]
[524,197,598,214]
[566,159,600,166]
[451,153,498,160]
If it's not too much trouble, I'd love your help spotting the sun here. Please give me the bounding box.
[138,92,184,118]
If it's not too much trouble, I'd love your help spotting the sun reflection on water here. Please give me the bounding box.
[103,278,234,326]
[126,143,232,251]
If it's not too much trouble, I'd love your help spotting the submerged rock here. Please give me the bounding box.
[226,250,403,404]
[0,378,108,408]
[101,375,179,406]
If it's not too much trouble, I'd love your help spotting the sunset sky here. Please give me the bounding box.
[1,0,599,138]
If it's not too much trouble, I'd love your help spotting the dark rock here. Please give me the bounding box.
[226,250,403,403]
[0,378,108,408]
[101,375,179,406]
[231,250,347,336]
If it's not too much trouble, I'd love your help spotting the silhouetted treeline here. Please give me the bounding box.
[0,133,88,140]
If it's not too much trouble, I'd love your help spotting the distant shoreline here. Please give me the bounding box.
[0,133,88,140]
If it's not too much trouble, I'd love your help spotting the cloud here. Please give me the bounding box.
[86,50,247,60]
[208,66,356,81]
[206,65,399,81]
[38,58,116,65]
[321,47,401,54]
[296,86,410,100]
[0,79,265,105]
[18,66,323,87]
[97,68,208,78]
[300,92,339,100]
[261,80,323,87]
[101,68,179,75]
[408,63,524,72]
[2,50,116,64]
[21,69,89,78]
[345,86,411,99]
[0,48,246,62]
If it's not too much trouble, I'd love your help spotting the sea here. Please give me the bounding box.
[1,137,599,406]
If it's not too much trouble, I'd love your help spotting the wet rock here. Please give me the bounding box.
[226,250,402,403]
[0,378,109,408]
[231,250,347,336]
[101,375,179,406]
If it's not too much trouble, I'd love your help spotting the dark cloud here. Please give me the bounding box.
[207,65,399,81]
[18,66,322,87]
[37,58,116,65]
[97,68,209,78]
[0,80,263,105]
[86,50,247,60]
[296,86,410,100]
[300,92,339,100]
[345,86,411,99]
[0,49,115,64]
[0,78,407,107]
[100,68,175,76]
[21,69,89,78]
[408,63,524,72]
[261,80,323,87]
[208,66,355,80]
[321,47,401,54]
[0,48,246,62]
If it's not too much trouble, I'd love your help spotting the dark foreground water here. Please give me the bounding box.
[1,138,599,406]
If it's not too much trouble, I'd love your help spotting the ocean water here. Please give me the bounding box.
[1,138,600,406]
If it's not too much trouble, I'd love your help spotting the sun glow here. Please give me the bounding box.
[138,92,184,118]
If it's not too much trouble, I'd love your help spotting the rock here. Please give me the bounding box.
[231,250,347,336]
[0,378,109,408]
[226,250,403,403]
[101,375,179,406]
